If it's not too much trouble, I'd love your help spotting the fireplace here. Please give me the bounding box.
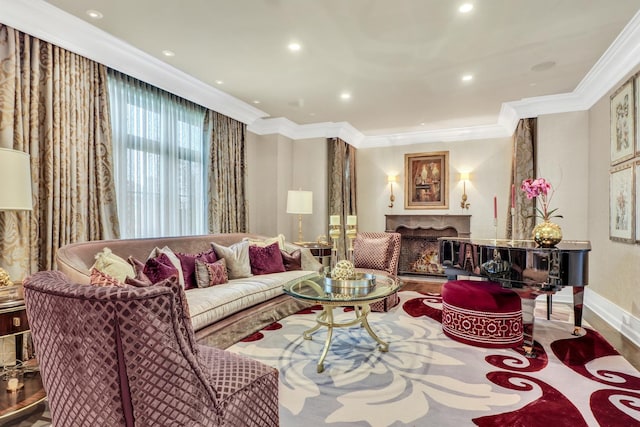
[385,215,471,276]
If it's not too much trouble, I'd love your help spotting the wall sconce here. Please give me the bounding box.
[387,175,397,208]
[460,172,470,209]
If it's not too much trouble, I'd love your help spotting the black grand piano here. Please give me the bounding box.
[438,237,591,357]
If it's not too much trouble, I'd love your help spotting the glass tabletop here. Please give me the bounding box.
[283,272,398,304]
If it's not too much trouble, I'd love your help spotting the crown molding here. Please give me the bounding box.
[4,1,640,148]
[0,0,268,125]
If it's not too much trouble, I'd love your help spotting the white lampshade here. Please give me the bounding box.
[286,190,313,214]
[0,148,33,211]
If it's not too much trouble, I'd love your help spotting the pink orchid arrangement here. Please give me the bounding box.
[520,178,562,221]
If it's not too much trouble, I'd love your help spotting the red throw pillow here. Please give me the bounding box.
[248,242,286,275]
[175,249,218,290]
[144,253,179,284]
[281,249,302,271]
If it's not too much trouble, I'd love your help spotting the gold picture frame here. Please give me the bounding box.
[610,162,634,242]
[610,78,635,165]
[404,151,449,209]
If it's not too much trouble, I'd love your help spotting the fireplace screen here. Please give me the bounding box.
[397,226,457,275]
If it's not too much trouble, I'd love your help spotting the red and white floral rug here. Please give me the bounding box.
[227,290,640,426]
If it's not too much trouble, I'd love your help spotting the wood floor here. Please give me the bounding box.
[399,276,640,371]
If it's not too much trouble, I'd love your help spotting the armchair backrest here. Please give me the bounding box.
[353,232,401,275]
[23,271,219,427]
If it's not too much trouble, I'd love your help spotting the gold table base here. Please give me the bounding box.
[303,302,389,373]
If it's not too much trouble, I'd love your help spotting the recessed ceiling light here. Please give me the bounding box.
[531,61,556,72]
[461,74,473,82]
[161,50,175,57]
[215,80,224,85]
[288,42,302,52]
[340,92,351,100]
[459,3,474,13]
[86,9,103,19]
[252,100,261,104]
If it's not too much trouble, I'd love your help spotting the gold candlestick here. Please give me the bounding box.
[329,224,341,271]
[346,224,357,263]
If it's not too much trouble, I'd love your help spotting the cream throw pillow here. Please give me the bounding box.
[243,234,286,249]
[211,241,253,279]
[147,246,185,288]
[91,248,135,282]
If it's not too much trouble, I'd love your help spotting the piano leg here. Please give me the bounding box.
[572,287,584,336]
[520,296,537,358]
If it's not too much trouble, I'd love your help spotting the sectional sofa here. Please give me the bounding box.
[55,233,323,347]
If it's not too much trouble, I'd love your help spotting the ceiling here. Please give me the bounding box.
[5,1,640,146]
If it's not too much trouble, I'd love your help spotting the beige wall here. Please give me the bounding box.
[587,70,640,331]
[247,133,327,242]
[356,138,512,238]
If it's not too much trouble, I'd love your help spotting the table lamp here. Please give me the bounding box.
[0,148,33,287]
[286,190,313,244]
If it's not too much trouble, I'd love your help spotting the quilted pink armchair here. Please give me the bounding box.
[23,271,279,427]
[353,231,401,311]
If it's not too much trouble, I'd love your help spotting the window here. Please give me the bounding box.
[108,71,207,238]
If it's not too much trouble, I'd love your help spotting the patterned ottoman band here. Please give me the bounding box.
[441,280,523,348]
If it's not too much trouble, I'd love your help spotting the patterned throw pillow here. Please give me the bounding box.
[175,249,218,290]
[91,248,135,282]
[211,241,252,279]
[353,235,392,271]
[248,242,286,275]
[144,253,179,284]
[281,249,302,271]
[89,267,127,287]
[195,258,228,287]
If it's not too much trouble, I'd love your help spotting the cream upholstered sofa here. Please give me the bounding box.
[55,233,322,347]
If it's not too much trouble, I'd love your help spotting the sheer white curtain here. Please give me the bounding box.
[107,71,207,238]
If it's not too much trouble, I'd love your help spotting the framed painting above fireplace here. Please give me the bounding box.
[405,151,449,209]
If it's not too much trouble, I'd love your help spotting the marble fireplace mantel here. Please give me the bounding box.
[385,214,471,237]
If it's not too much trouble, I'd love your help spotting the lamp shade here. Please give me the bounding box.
[0,148,33,211]
[286,190,313,214]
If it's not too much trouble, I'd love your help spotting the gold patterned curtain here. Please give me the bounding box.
[328,137,357,260]
[205,110,247,233]
[0,25,119,280]
[507,118,536,240]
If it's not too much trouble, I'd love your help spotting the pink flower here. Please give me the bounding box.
[520,178,561,220]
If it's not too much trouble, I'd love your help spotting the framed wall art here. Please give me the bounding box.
[610,78,635,165]
[404,151,449,209]
[610,162,634,242]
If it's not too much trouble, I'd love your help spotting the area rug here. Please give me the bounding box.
[227,291,640,426]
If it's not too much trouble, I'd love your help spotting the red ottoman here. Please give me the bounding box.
[441,280,523,348]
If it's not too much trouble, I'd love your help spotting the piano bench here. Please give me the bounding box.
[441,280,523,349]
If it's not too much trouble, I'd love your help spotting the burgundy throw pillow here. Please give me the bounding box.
[248,242,286,275]
[175,249,218,290]
[281,249,302,271]
[195,259,228,287]
[144,253,179,284]
[125,256,153,287]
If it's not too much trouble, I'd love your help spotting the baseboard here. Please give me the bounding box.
[584,287,640,348]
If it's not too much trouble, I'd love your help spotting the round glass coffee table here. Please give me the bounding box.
[283,272,399,373]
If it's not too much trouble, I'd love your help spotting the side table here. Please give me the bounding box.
[0,297,46,422]
[297,242,332,267]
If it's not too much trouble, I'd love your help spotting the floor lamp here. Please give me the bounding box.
[0,148,33,288]
[286,190,313,244]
